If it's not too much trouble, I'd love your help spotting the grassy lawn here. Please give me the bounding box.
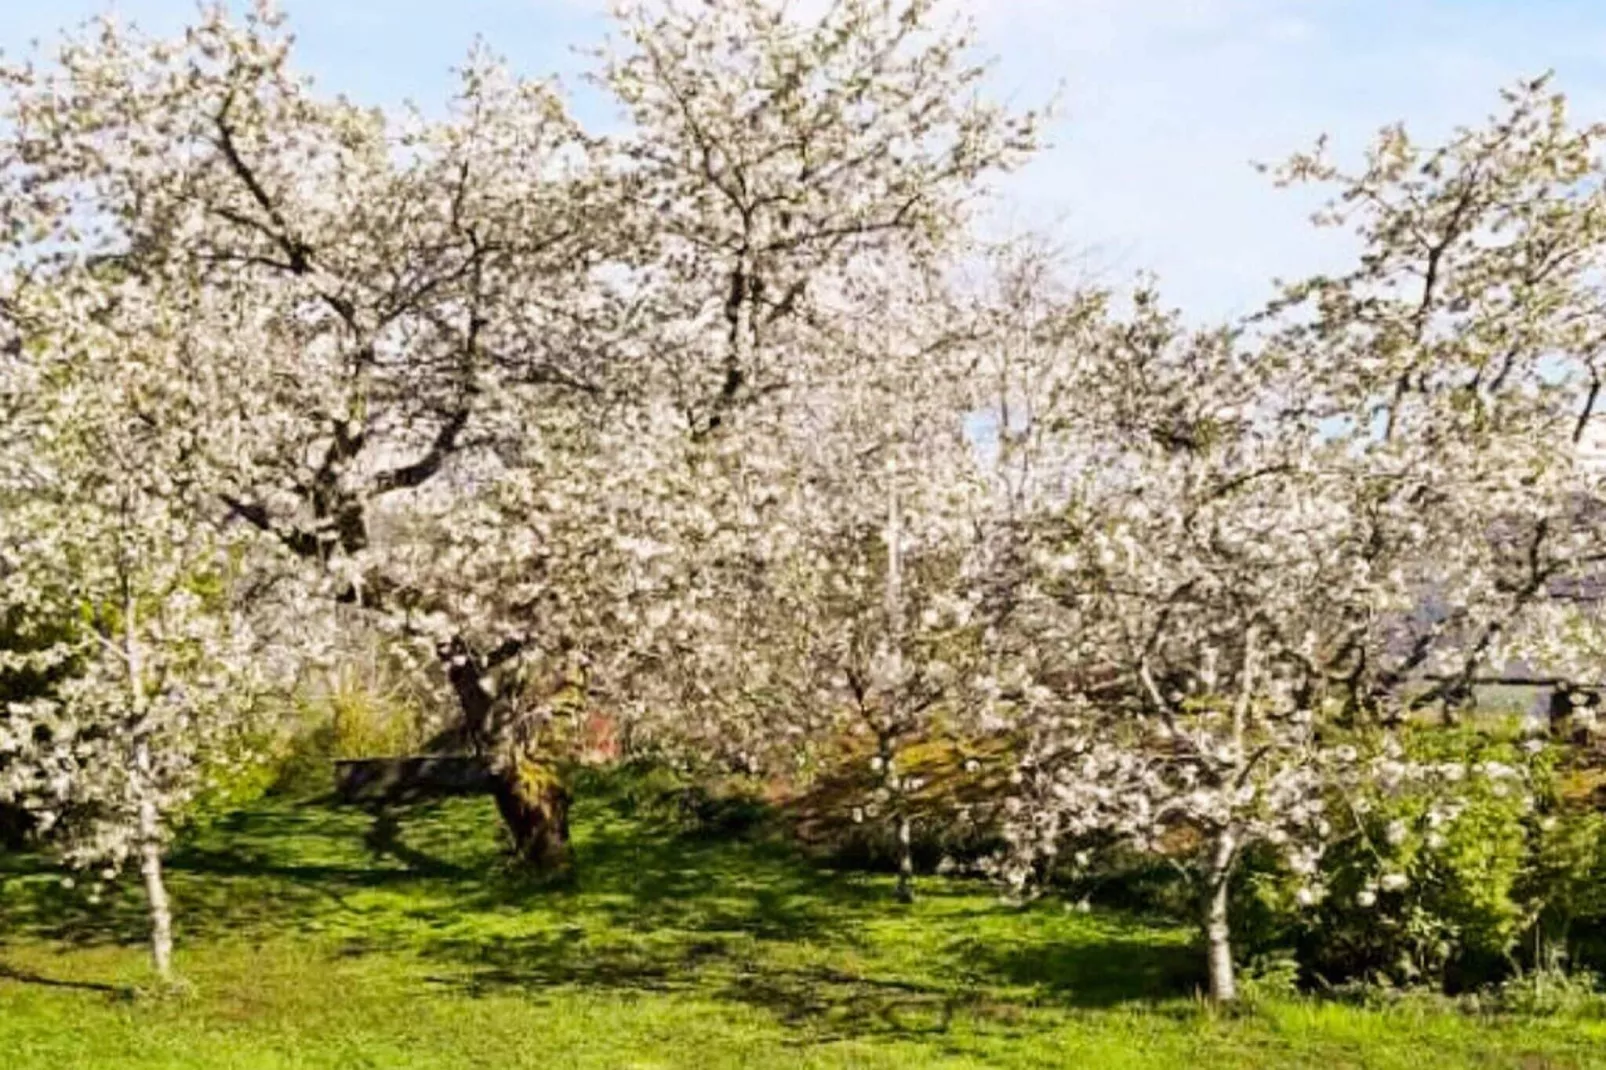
[1,778,1602,1069]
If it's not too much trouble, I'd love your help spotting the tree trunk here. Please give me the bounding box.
[894,813,915,904]
[492,752,573,876]
[124,586,173,980]
[137,792,174,982]
[1205,828,1238,1003]
[442,642,498,752]
[438,639,573,875]
[878,732,914,903]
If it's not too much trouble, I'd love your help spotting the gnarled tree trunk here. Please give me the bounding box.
[441,639,574,875]
[491,751,572,875]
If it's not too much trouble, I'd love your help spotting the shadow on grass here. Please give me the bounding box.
[419,928,1009,1043]
[955,930,1204,1007]
[0,802,470,949]
[0,781,1205,1039]
[0,962,134,998]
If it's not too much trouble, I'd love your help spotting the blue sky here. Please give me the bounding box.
[6,1,1606,321]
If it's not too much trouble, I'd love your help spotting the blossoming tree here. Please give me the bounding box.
[979,81,1606,1002]
[0,0,1040,870]
[0,271,312,981]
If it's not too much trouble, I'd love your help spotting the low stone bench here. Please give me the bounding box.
[333,756,499,805]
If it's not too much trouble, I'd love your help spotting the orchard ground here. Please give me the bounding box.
[0,773,1601,1070]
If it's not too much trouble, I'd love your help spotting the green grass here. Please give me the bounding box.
[0,778,1601,1069]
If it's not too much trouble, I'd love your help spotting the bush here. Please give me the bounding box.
[1238,952,1304,1005]
[1206,725,1606,998]
[582,760,775,839]
[784,736,1011,876]
[268,664,433,795]
[1522,774,1606,976]
[1285,728,1536,990]
[1491,966,1606,1018]
[1058,729,1539,993]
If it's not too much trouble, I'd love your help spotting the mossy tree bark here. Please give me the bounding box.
[491,753,573,875]
[440,641,575,875]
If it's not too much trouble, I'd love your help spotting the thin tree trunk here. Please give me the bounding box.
[1204,630,1258,1003]
[895,812,915,904]
[133,739,172,981]
[137,797,174,982]
[1205,828,1238,1003]
[883,460,914,904]
[876,729,915,903]
[124,575,172,981]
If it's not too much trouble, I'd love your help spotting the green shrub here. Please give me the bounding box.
[1203,725,1606,997]
[1521,777,1606,977]
[1289,728,1535,990]
[266,665,433,796]
[185,742,285,823]
[1491,966,1606,1018]
[1238,952,1303,1005]
[783,736,1012,876]
[820,811,1005,876]
[1062,837,1197,919]
[1069,729,1539,994]
[324,667,427,758]
[580,760,774,839]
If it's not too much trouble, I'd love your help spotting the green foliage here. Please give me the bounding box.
[1492,966,1606,1019]
[179,718,294,829]
[1200,727,1606,996]
[1229,842,1305,961]
[785,737,1010,875]
[581,761,774,840]
[323,667,428,759]
[267,664,432,795]
[0,608,80,707]
[1237,953,1303,1006]
[1523,787,1606,977]
[760,723,1606,1006]
[1294,729,1535,989]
